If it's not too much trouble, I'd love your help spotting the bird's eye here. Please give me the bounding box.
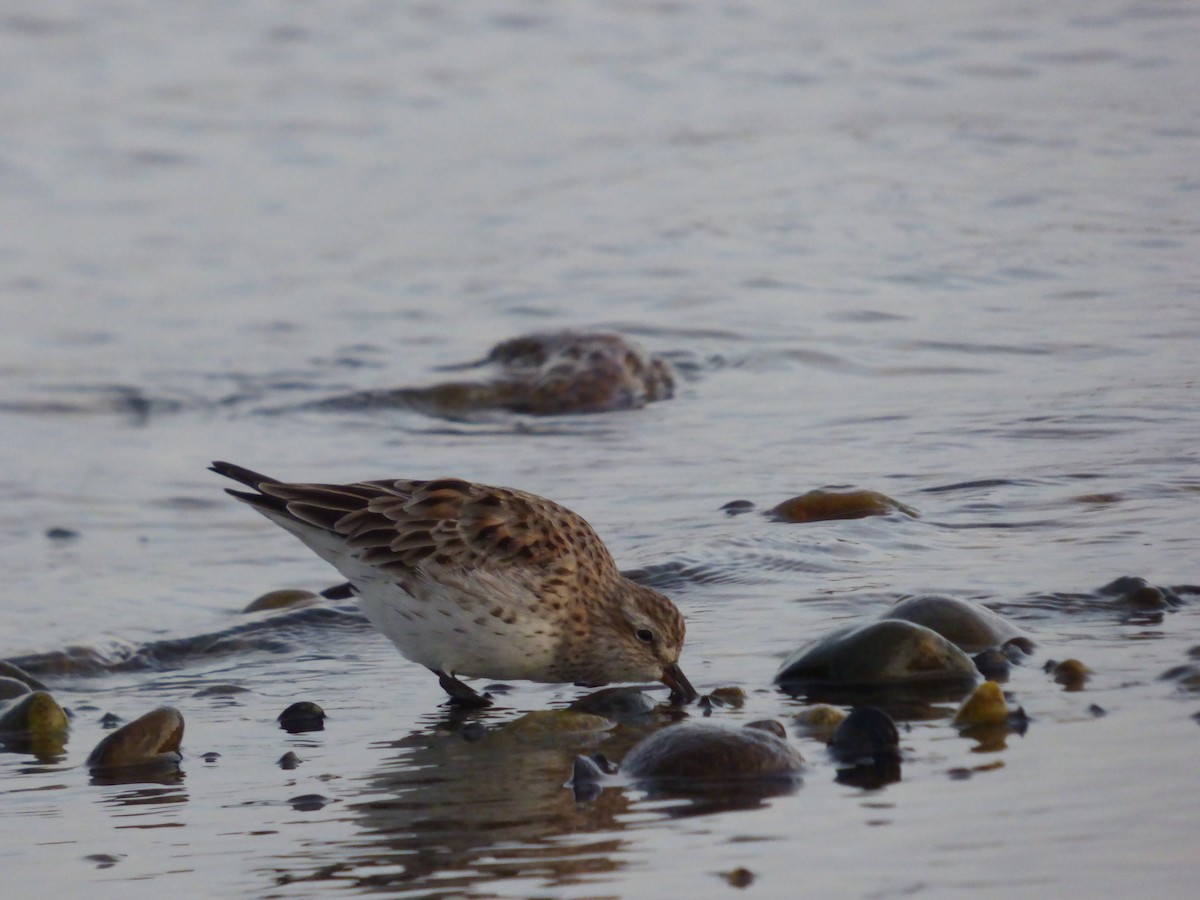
[635,628,655,644]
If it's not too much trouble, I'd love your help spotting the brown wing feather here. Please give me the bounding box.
[255,476,618,583]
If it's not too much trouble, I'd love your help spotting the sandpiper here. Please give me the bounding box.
[211,461,697,707]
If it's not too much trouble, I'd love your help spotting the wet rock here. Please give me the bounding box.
[1097,576,1181,611]
[619,721,804,782]
[720,500,756,516]
[278,751,302,769]
[1046,658,1089,690]
[570,722,803,802]
[242,589,321,613]
[1045,576,1193,620]
[289,793,332,812]
[707,686,747,708]
[0,661,48,692]
[792,704,848,741]
[828,707,901,764]
[720,867,756,888]
[952,681,1028,752]
[767,489,916,523]
[0,676,32,700]
[0,691,69,734]
[880,596,1034,655]
[745,719,787,739]
[1161,663,1200,693]
[568,686,658,720]
[83,854,123,869]
[568,753,616,802]
[497,709,613,740]
[86,707,184,770]
[45,527,80,540]
[829,706,902,789]
[953,681,1009,726]
[278,701,325,733]
[775,620,979,689]
[99,711,123,729]
[972,649,1011,682]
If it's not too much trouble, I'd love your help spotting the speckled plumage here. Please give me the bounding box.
[482,331,675,414]
[211,461,695,706]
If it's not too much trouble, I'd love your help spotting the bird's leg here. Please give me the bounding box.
[433,669,493,708]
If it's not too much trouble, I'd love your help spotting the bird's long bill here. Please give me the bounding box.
[661,662,698,704]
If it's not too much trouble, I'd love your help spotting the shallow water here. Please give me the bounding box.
[2,0,1199,897]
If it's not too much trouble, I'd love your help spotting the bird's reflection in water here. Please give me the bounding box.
[269,699,793,893]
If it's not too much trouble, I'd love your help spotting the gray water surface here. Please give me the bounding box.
[2,1,1199,897]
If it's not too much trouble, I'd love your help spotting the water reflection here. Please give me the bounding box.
[94,780,189,829]
[304,711,635,892]
[0,732,68,764]
[91,767,186,790]
[273,703,804,893]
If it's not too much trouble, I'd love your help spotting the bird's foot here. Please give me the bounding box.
[434,670,493,709]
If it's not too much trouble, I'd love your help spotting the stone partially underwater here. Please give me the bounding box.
[299,331,675,417]
[86,706,184,772]
[569,720,804,808]
[776,595,1034,702]
[0,690,70,760]
[775,619,979,702]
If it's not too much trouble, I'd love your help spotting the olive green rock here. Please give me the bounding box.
[0,691,69,734]
[880,595,1033,655]
[768,489,916,523]
[498,709,614,738]
[953,681,1009,725]
[86,706,184,770]
[776,620,979,686]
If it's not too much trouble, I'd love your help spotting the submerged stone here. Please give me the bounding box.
[0,661,48,692]
[1047,658,1089,690]
[0,676,32,701]
[767,489,916,523]
[720,867,756,888]
[498,709,614,739]
[793,704,848,741]
[953,681,1009,726]
[242,589,321,613]
[0,690,69,734]
[86,707,184,770]
[775,620,979,687]
[972,649,1012,682]
[828,706,903,788]
[707,687,748,708]
[828,706,901,763]
[720,499,757,516]
[278,751,301,770]
[880,596,1034,655]
[1097,576,1182,611]
[568,686,658,719]
[619,721,804,782]
[278,701,326,733]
